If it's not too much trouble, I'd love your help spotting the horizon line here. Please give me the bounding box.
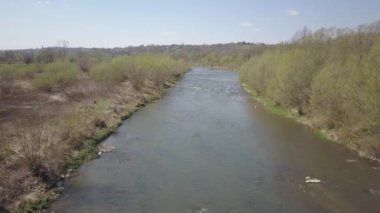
[0,41,276,51]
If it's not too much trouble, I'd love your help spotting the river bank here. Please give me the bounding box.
[1,74,184,212]
[0,55,189,211]
[242,83,380,162]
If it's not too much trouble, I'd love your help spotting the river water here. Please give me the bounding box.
[51,68,380,213]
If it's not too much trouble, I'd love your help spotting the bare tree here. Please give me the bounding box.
[292,26,312,44]
[57,40,69,58]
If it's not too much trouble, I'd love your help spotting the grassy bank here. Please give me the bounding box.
[16,82,172,212]
[243,83,332,141]
[0,55,189,211]
[239,21,380,161]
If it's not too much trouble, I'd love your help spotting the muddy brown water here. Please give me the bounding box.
[50,68,380,213]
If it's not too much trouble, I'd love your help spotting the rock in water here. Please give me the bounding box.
[305,176,321,183]
[369,188,380,196]
[99,143,115,153]
[193,207,208,213]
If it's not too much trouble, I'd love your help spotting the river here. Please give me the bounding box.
[50,68,380,213]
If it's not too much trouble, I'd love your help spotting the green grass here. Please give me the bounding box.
[243,82,335,145]
[260,97,289,117]
[17,190,60,213]
[242,83,289,117]
[314,129,330,142]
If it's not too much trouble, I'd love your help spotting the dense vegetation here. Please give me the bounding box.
[240,21,380,156]
[0,54,189,94]
[0,42,268,70]
[90,55,187,88]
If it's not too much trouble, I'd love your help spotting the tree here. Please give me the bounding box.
[292,26,312,44]
[57,40,69,58]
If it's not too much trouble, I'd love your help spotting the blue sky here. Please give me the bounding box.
[1,0,380,49]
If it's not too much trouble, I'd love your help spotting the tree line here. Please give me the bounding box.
[240,21,380,154]
[0,42,268,68]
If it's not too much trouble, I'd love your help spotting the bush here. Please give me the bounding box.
[240,24,380,136]
[310,62,352,127]
[32,61,80,91]
[18,64,43,78]
[77,55,96,72]
[0,65,15,96]
[90,55,188,89]
[129,55,189,88]
[17,124,66,181]
[90,60,127,84]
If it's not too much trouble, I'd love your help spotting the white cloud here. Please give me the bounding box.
[160,31,178,37]
[285,9,299,16]
[240,22,254,28]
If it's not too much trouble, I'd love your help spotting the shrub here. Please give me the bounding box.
[239,23,380,136]
[18,64,43,78]
[32,61,80,91]
[90,61,126,84]
[132,55,187,87]
[16,124,66,181]
[0,65,15,96]
[77,55,96,72]
[90,55,188,89]
[310,62,351,127]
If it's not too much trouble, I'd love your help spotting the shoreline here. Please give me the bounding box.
[10,77,183,212]
[242,83,380,163]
